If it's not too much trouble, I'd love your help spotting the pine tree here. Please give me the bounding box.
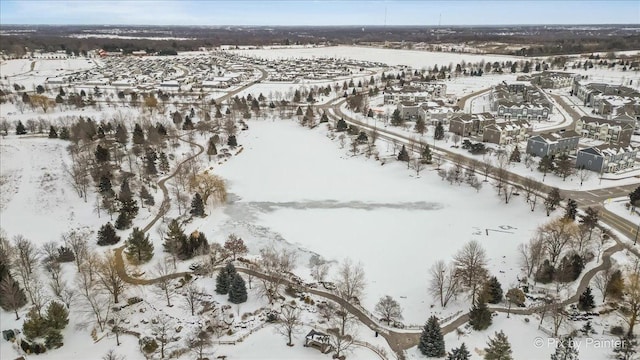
[145,147,158,175]
[97,222,120,246]
[538,155,555,174]
[182,115,194,130]
[132,123,145,144]
[115,197,138,230]
[421,145,432,163]
[0,275,27,319]
[578,287,595,311]
[551,336,579,360]
[228,273,248,304]
[98,176,114,197]
[45,328,63,349]
[434,122,445,140]
[140,186,154,206]
[415,117,426,134]
[59,127,70,140]
[484,331,513,360]
[95,144,110,163]
[48,125,58,138]
[320,112,329,123]
[544,187,562,216]
[418,315,446,357]
[158,152,170,173]
[227,135,238,147]
[45,301,69,330]
[391,109,403,126]
[336,118,348,132]
[564,199,578,221]
[207,137,218,157]
[125,228,154,263]
[164,219,187,258]
[630,186,640,209]
[23,307,48,339]
[184,231,208,259]
[16,120,27,135]
[190,193,205,217]
[397,145,410,162]
[509,146,521,163]
[115,124,128,147]
[215,266,232,295]
[448,343,471,360]
[484,276,503,304]
[469,299,492,331]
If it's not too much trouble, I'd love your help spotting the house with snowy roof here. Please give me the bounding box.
[482,119,531,145]
[575,145,638,173]
[574,116,635,146]
[526,131,581,157]
[449,113,496,137]
[490,83,552,120]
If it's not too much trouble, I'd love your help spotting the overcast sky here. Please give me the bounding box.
[1,0,638,26]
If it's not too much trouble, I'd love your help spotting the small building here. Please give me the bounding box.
[482,120,531,145]
[526,131,580,157]
[575,145,638,173]
[304,329,332,353]
[397,102,420,121]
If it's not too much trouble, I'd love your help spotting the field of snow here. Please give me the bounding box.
[211,119,559,325]
[0,58,97,90]
[605,197,640,224]
[229,46,529,69]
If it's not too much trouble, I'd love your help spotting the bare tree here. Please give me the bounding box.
[95,253,127,304]
[223,234,248,260]
[277,304,302,346]
[184,283,201,316]
[64,151,91,201]
[152,315,173,358]
[334,258,366,303]
[187,329,212,360]
[594,265,617,303]
[309,254,330,283]
[258,245,297,303]
[374,295,403,324]
[62,229,89,272]
[453,240,488,303]
[154,259,176,307]
[76,266,112,332]
[518,236,546,279]
[550,299,566,337]
[481,155,493,181]
[621,262,640,337]
[412,158,425,176]
[538,218,578,266]
[577,166,591,187]
[327,322,356,359]
[429,260,459,307]
[102,349,125,360]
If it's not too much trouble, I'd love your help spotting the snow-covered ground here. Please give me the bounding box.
[605,197,640,224]
[228,46,530,70]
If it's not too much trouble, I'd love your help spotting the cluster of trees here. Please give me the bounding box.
[163,219,209,261]
[215,262,247,304]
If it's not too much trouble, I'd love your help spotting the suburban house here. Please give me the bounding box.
[526,71,580,88]
[482,119,531,145]
[490,82,552,120]
[575,145,638,173]
[396,100,458,123]
[574,116,635,146]
[526,131,581,157]
[592,96,640,118]
[572,81,640,109]
[304,330,332,353]
[383,83,447,105]
[449,113,496,137]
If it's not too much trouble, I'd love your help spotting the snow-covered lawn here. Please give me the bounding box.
[604,197,640,224]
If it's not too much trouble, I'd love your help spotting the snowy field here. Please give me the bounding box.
[229,46,529,69]
[212,119,559,324]
[605,197,640,224]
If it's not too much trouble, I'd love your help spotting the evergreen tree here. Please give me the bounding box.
[421,144,432,163]
[132,123,145,145]
[391,109,403,126]
[555,154,574,180]
[484,331,513,360]
[97,222,120,246]
[45,328,63,349]
[48,125,58,138]
[45,301,69,330]
[544,187,563,216]
[182,115,194,130]
[320,112,329,123]
[434,122,445,140]
[415,117,426,134]
[155,122,167,136]
[96,126,105,139]
[397,145,410,162]
[95,144,110,163]
[98,176,115,197]
[125,228,154,263]
[115,196,139,230]
[336,118,348,132]
[578,287,595,311]
[613,335,637,360]
[144,147,158,175]
[227,135,238,147]
[190,193,205,217]
[538,155,556,174]
[608,270,624,300]
[418,315,446,357]
[164,219,187,258]
[484,276,503,304]
[59,127,70,140]
[228,273,248,304]
[550,336,579,360]
[158,152,170,173]
[469,299,492,331]
[115,124,128,147]
[448,343,471,360]
[629,186,640,209]
[184,231,208,259]
[207,137,218,157]
[564,199,578,221]
[293,90,301,103]
[23,307,48,339]
[140,186,154,206]
[509,146,521,163]
[215,262,236,295]
[15,120,27,135]
[0,275,27,317]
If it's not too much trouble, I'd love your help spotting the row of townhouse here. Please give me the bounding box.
[521,71,580,89]
[383,84,447,105]
[576,145,638,173]
[574,115,635,146]
[572,81,640,114]
[449,113,496,137]
[489,82,553,120]
[526,131,581,158]
[482,120,531,145]
[396,100,459,124]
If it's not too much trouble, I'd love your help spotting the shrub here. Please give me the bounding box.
[141,337,158,353]
[611,326,625,336]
